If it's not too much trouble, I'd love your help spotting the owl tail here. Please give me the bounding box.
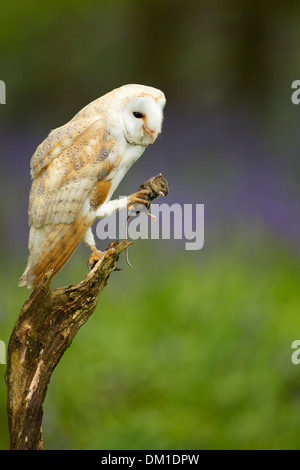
[18,267,30,287]
[19,213,93,289]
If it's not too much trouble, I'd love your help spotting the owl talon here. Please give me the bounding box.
[105,246,116,259]
[87,248,104,270]
[105,246,119,270]
[128,189,151,210]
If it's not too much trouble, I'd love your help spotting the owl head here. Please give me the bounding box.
[101,84,166,147]
[72,84,166,147]
[119,85,166,146]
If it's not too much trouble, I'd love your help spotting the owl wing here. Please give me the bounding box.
[19,117,118,289]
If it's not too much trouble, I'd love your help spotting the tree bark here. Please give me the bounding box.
[5,239,130,450]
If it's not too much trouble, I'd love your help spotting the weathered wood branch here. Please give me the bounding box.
[5,239,130,450]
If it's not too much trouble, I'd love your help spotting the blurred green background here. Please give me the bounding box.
[0,0,300,450]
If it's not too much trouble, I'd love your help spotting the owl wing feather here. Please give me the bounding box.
[19,116,118,288]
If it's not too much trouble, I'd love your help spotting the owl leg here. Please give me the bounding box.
[84,227,118,270]
[83,227,96,247]
[95,196,130,219]
[95,190,150,219]
[84,227,104,270]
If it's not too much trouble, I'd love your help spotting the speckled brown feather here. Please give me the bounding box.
[27,213,94,287]
[19,118,119,288]
[28,120,115,227]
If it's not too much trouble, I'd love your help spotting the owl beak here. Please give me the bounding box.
[143,125,157,143]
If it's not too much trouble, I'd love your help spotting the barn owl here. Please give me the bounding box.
[19,84,166,289]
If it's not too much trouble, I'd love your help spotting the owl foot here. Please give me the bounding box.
[105,242,120,271]
[127,189,151,211]
[87,246,104,270]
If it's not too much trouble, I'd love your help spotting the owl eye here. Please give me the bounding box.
[133,112,144,119]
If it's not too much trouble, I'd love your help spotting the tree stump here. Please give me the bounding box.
[5,240,130,450]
